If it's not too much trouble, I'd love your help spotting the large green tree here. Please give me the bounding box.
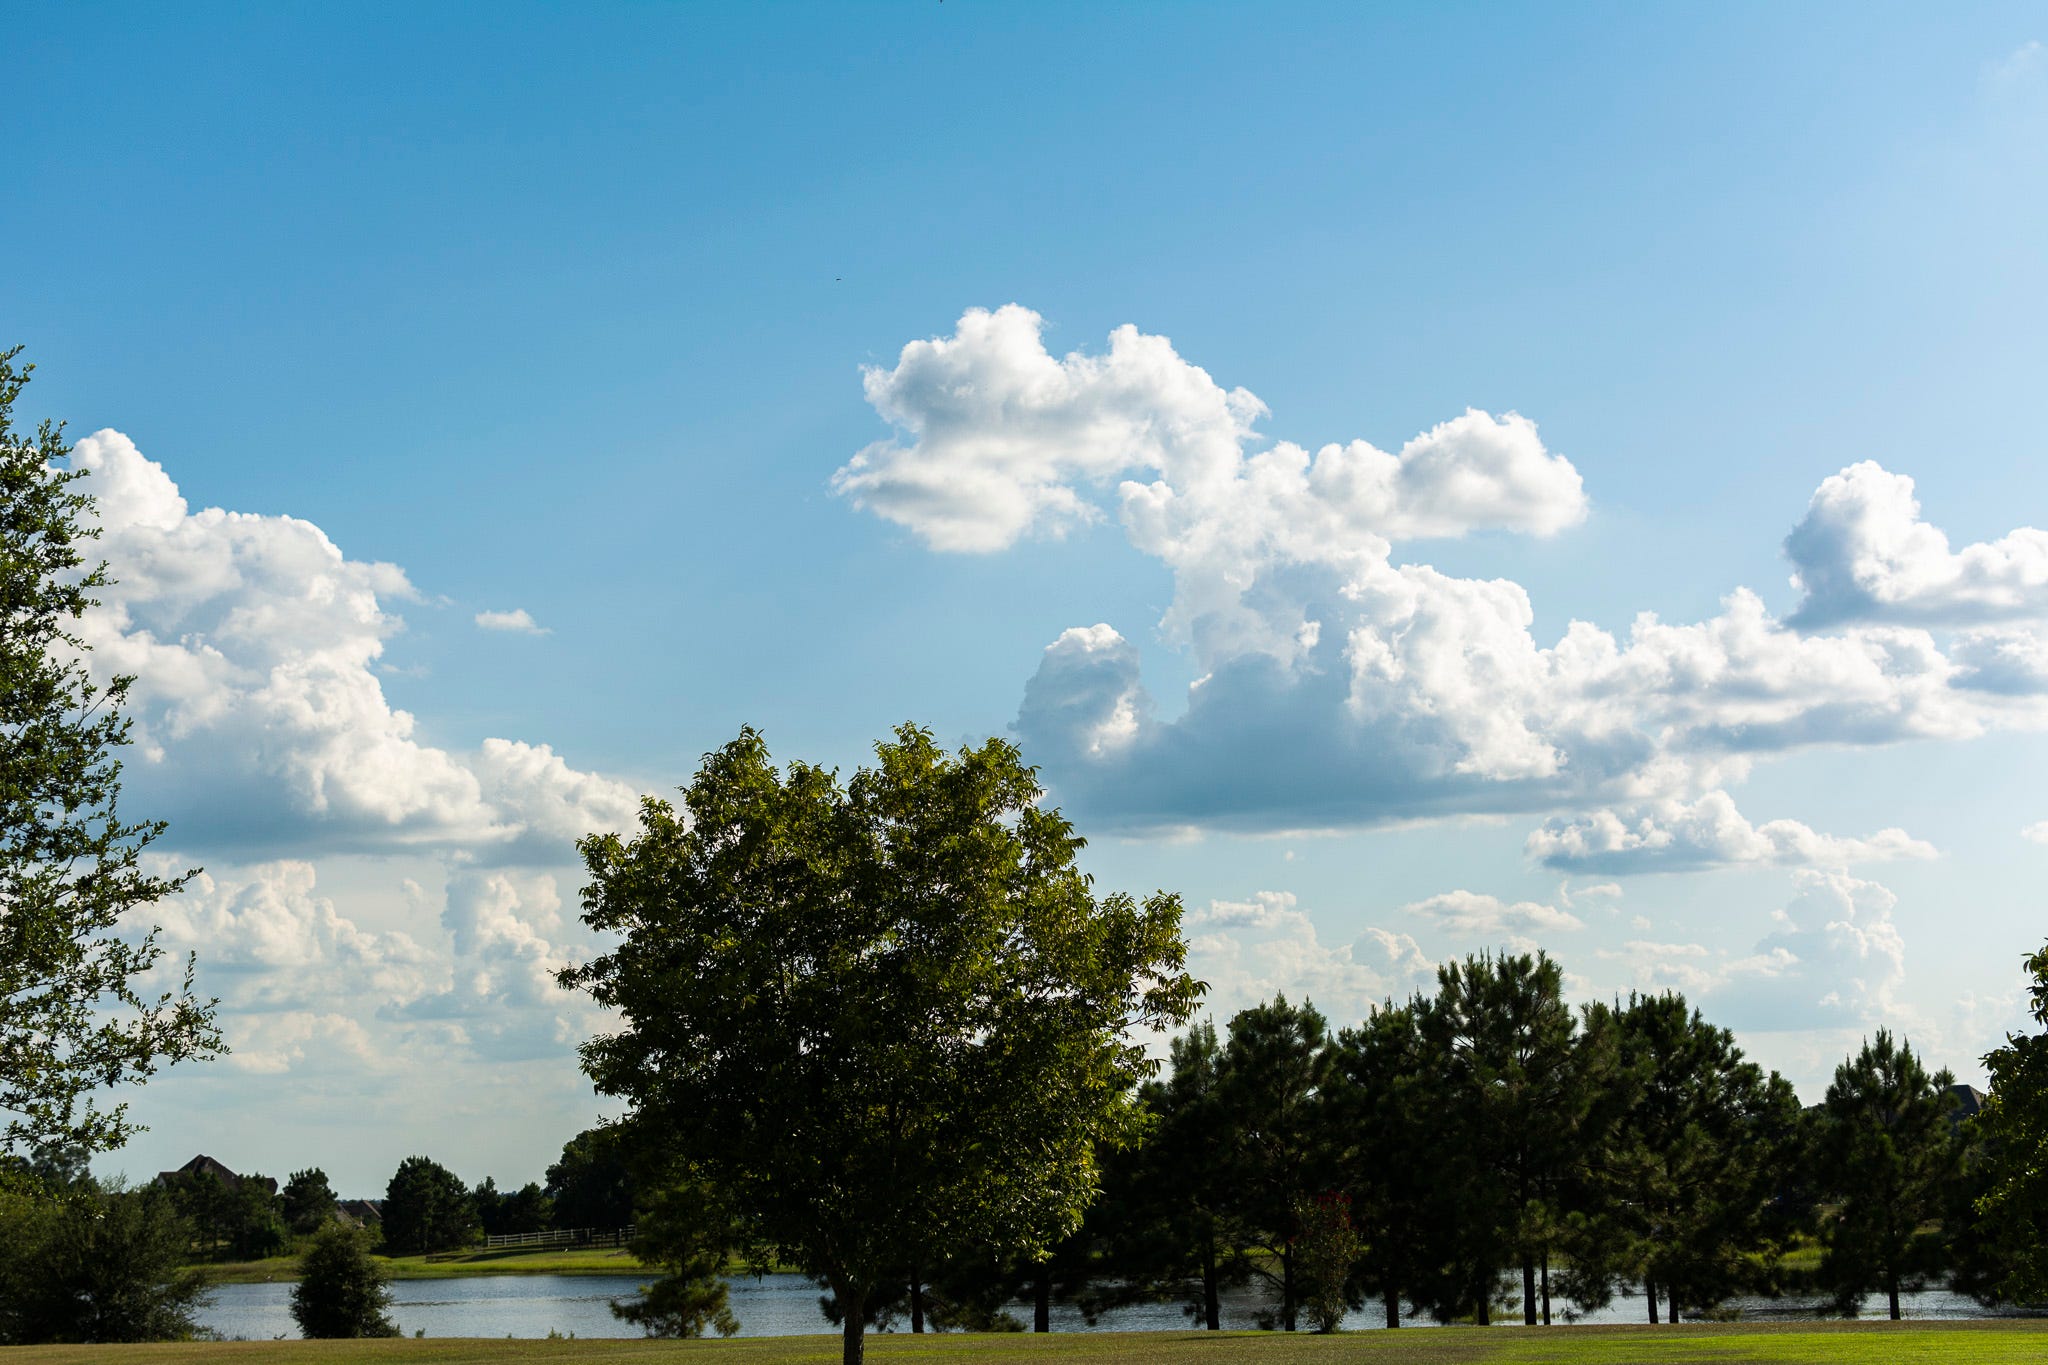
[1816,1030,1957,1319]
[1974,940,2048,1304]
[0,1178,211,1343]
[544,1125,635,1231]
[560,724,1202,1365]
[1568,993,1801,1323]
[1414,951,1587,1326]
[1083,1020,1242,1330]
[1326,1000,1436,1329]
[282,1168,339,1236]
[1213,994,1335,1332]
[380,1156,479,1255]
[0,348,221,1159]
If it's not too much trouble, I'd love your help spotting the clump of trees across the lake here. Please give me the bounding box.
[0,348,2046,1355]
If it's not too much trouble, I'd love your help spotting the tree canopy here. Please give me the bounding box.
[1817,1030,1957,1319]
[290,1223,398,1339]
[380,1155,479,1255]
[0,347,221,1158]
[1975,940,2048,1304]
[560,724,1202,1365]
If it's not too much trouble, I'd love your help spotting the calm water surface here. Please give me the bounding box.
[199,1273,2024,1341]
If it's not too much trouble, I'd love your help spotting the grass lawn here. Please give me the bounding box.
[3,1323,2045,1365]
[201,1246,648,1284]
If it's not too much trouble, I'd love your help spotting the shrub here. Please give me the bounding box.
[290,1223,399,1338]
[0,1180,212,1343]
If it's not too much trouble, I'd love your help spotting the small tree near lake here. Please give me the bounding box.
[291,1223,398,1339]
[560,724,1203,1365]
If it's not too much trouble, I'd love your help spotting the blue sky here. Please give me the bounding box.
[7,3,2048,1195]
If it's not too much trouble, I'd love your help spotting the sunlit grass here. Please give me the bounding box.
[4,1322,2045,1365]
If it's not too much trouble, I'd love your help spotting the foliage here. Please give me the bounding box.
[381,1155,480,1255]
[612,1166,740,1338]
[283,1168,339,1235]
[1076,1020,1242,1331]
[1815,1030,1957,1319]
[0,1178,211,1343]
[546,1125,635,1230]
[1326,1001,1435,1329]
[1214,995,1334,1332]
[159,1165,288,1260]
[1415,951,1587,1327]
[561,724,1202,1365]
[1292,1192,1359,1333]
[474,1176,552,1237]
[1975,940,2048,1304]
[0,347,222,1158]
[1567,993,1802,1322]
[290,1222,398,1339]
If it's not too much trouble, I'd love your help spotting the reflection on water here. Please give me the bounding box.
[198,1272,2031,1342]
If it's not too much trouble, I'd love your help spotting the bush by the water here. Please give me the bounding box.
[0,1180,211,1343]
[290,1223,399,1339]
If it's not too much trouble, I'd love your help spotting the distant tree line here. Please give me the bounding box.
[622,946,2044,1338]
[837,948,2041,1334]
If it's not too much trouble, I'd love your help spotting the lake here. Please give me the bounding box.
[198,1272,2027,1340]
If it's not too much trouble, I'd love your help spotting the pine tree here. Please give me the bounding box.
[1816,1030,1957,1319]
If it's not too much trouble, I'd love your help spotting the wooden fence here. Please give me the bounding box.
[483,1224,637,1250]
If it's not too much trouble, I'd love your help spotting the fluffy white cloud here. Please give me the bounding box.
[1786,461,2048,629]
[475,608,548,635]
[66,429,640,860]
[1184,891,1435,1025]
[1402,889,1585,940]
[141,857,600,1076]
[1528,791,1937,873]
[394,871,596,1060]
[1597,871,1910,1033]
[836,306,1586,669]
[2023,820,2048,844]
[1952,628,2048,694]
[821,313,2048,843]
[146,860,434,1010]
[829,312,2048,838]
[1012,583,1998,832]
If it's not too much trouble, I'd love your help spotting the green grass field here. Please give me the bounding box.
[201,1245,647,1284]
[3,1323,2045,1365]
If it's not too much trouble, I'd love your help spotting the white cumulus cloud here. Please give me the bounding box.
[1785,461,2048,629]
[818,316,2048,837]
[1403,889,1586,940]
[475,608,548,635]
[66,429,639,861]
[1528,791,1937,873]
[1184,891,1435,1025]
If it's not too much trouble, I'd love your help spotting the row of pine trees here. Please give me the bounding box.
[879,951,2001,1333]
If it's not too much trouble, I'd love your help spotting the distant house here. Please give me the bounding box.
[336,1199,384,1227]
[154,1154,279,1198]
[1949,1082,1989,1125]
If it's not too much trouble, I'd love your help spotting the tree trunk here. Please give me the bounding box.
[1523,1256,1537,1326]
[840,1288,866,1365]
[1281,1246,1297,1331]
[1201,1238,1221,1330]
[1475,1275,1491,1327]
[1033,1268,1051,1332]
[1888,1269,1901,1322]
[1646,1277,1659,1324]
[1540,1247,1551,1325]
[909,1271,924,1334]
[1383,1285,1400,1330]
